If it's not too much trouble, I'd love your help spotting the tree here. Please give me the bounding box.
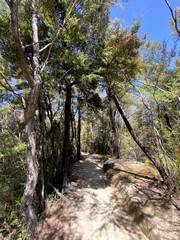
[4,0,41,234]
[1,0,78,234]
[100,22,177,189]
[56,0,112,187]
[133,41,180,192]
[0,0,116,235]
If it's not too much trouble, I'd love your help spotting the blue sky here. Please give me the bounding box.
[110,0,180,47]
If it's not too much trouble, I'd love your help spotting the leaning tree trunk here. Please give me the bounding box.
[7,0,41,235]
[109,88,170,187]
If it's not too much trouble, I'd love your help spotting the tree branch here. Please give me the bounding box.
[6,0,34,87]
[165,0,180,37]
[25,38,51,49]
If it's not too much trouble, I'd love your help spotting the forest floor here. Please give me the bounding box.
[36,153,180,240]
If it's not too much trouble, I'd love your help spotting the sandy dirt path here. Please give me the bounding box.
[37,154,149,240]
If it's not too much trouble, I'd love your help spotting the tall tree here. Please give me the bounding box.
[100,22,175,188]
[133,41,180,191]
[5,0,41,234]
[1,0,78,234]
[0,0,133,236]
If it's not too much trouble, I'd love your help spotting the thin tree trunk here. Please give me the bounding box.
[62,83,72,187]
[70,110,76,145]
[77,98,81,160]
[44,94,55,152]
[90,122,94,153]
[110,88,169,185]
[37,100,46,213]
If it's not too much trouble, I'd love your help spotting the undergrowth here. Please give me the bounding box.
[0,157,29,239]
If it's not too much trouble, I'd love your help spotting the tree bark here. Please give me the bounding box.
[62,83,72,187]
[77,98,81,160]
[37,100,46,214]
[7,0,41,235]
[107,90,120,158]
[109,88,169,185]
[21,119,39,235]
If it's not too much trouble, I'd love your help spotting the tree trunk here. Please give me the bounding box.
[7,0,41,235]
[110,88,169,185]
[62,83,72,187]
[107,90,120,158]
[21,119,39,235]
[37,100,46,213]
[77,98,81,160]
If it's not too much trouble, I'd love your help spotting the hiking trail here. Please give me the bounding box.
[37,154,150,240]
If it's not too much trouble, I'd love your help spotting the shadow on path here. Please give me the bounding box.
[36,154,150,240]
[71,154,109,189]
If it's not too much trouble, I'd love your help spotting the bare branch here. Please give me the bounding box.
[165,0,180,37]
[39,42,52,53]
[59,68,73,82]
[25,38,51,49]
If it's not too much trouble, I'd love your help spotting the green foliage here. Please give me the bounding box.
[0,106,26,157]
[37,0,57,31]
[0,104,27,237]
[0,131,26,158]
[0,0,179,236]
[102,21,142,93]
[0,156,26,238]
[132,41,180,191]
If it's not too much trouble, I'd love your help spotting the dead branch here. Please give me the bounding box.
[165,0,180,37]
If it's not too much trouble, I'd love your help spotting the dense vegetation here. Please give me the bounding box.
[0,0,179,238]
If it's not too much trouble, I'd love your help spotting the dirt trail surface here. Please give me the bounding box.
[36,154,179,240]
[37,154,148,240]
